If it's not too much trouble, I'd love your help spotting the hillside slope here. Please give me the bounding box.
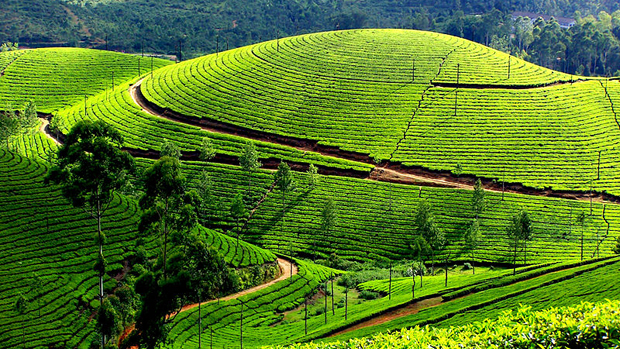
[139,29,620,195]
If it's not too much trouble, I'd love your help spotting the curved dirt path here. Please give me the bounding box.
[119,258,297,346]
[129,80,613,203]
[179,257,298,313]
[328,296,443,338]
[39,118,61,146]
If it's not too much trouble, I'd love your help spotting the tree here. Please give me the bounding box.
[97,297,122,343]
[414,199,445,274]
[45,120,135,348]
[506,210,533,275]
[171,233,237,349]
[576,211,587,261]
[139,156,198,280]
[239,141,261,198]
[410,235,429,288]
[197,170,219,228]
[135,233,237,349]
[274,161,295,251]
[463,218,482,274]
[13,293,27,349]
[0,101,38,151]
[160,139,181,159]
[48,114,66,140]
[472,179,485,218]
[613,236,620,255]
[307,164,318,189]
[319,197,337,258]
[199,137,216,162]
[230,192,247,246]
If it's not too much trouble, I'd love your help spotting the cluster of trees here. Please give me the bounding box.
[1,41,18,51]
[42,120,240,348]
[0,101,38,150]
[436,10,620,76]
[411,179,532,288]
[36,119,330,348]
[2,0,619,74]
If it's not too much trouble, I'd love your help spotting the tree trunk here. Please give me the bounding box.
[389,263,392,300]
[411,263,415,299]
[304,298,308,335]
[324,280,327,324]
[97,207,104,349]
[444,257,448,287]
[513,235,518,276]
[163,200,169,280]
[472,250,475,275]
[345,289,348,320]
[581,224,584,262]
[331,273,335,315]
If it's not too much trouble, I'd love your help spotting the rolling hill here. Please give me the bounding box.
[1,29,620,348]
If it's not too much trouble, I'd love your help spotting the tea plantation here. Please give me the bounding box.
[1,29,620,348]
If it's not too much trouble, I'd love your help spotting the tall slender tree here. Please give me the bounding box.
[414,199,445,274]
[464,218,482,274]
[230,192,247,246]
[139,156,198,279]
[319,197,337,258]
[45,120,135,348]
[13,293,27,349]
[274,161,295,251]
[472,178,485,218]
[506,210,533,275]
[239,142,261,198]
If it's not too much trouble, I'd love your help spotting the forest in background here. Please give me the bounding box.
[1,0,620,76]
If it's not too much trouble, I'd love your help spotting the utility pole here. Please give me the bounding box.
[412,262,415,299]
[389,262,392,300]
[324,279,328,324]
[240,302,243,349]
[508,56,511,80]
[331,273,335,315]
[345,288,348,320]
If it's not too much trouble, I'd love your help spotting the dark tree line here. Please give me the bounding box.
[2,0,619,72]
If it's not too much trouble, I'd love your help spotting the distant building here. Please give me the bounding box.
[512,11,576,29]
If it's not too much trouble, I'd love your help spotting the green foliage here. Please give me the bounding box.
[0,101,38,150]
[160,139,181,159]
[613,236,620,254]
[46,120,135,213]
[0,42,18,52]
[307,164,319,188]
[240,141,261,196]
[274,300,620,349]
[472,179,485,216]
[320,197,337,238]
[139,155,197,278]
[199,136,215,162]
